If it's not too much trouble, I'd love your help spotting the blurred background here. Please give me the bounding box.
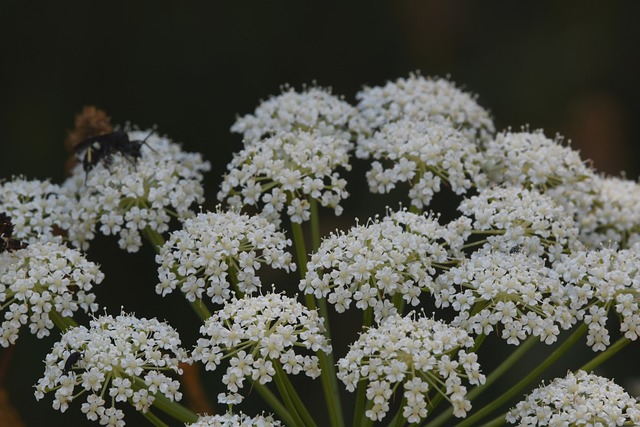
[1,2,639,426]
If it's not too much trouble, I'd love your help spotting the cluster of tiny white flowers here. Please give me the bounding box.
[356,118,486,209]
[337,313,484,423]
[62,130,211,252]
[34,312,189,426]
[554,247,640,351]
[192,293,331,405]
[457,186,580,261]
[577,175,640,249]
[231,85,362,145]
[354,73,495,144]
[506,370,640,426]
[218,130,351,224]
[0,241,103,346]
[300,209,452,321]
[186,411,282,427]
[435,249,574,345]
[0,177,76,245]
[155,208,295,303]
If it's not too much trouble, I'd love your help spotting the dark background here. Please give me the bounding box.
[1,2,639,426]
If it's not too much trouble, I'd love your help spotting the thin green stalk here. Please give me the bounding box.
[476,413,507,427]
[274,362,318,427]
[423,335,537,427]
[272,362,307,427]
[453,323,588,427]
[291,221,309,277]
[388,396,408,427]
[579,336,630,372]
[254,382,297,427]
[189,300,212,321]
[132,376,198,423]
[49,309,78,331]
[141,409,171,427]
[310,198,321,251]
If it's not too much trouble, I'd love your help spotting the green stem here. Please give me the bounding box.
[291,221,309,277]
[310,198,321,251]
[476,413,507,427]
[424,335,537,427]
[275,362,318,427]
[49,309,78,332]
[254,382,297,427]
[142,226,166,253]
[131,376,198,423]
[272,363,307,427]
[579,336,630,372]
[189,300,212,322]
[141,409,171,427]
[453,323,588,427]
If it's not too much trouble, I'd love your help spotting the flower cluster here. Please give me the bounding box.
[192,293,331,404]
[218,130,352,224]
[34,312,189,426]
[435,249,574,345]
[554,246,640,351]
[0,177,74,245]
[354,72,495,143]
[356,118,486,209]
[507,370,640,426]
[187,412,282,427]
[155,207,295,303]
[231,85,362,144]
[337,313,484,423]
[456,186,580,260]
[62,129,210,251]
[300,209,453,321]
[0,241,102,346]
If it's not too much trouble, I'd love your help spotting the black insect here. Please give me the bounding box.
[62,351,83,374]
[0,212,28,254]
[74,129,154,176]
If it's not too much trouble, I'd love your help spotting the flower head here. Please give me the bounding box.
[300,209,453,321]
[507,370,640,426]
[356,118,486,209]
[62,129,210,252]
[155,207,295,303]
[554,246,640,351]
[456,186,580,261]
[0,241,103,346]
[355,72,494,144]
[187,411,282,427]
[192,293,331,404]
[337,313,483,423]
[218,130,351,224]
[435,249,574,345]
[231,85,361,145]
[34,312,189,425]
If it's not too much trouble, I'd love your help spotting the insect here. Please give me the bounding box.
[0,212,28,254]
[74,128,154,176]
[62,351,83,374]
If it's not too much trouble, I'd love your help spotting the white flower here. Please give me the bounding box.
[192,293,331,404]
[354,72,494,144]
[0,177,77,245]
[187,411,282,427]
[507,370,640,426]
[34,312,189,425]
[218,130,351,224]
[456,186,580,261]
[337,313,483,423]
[155,207,294,303]
[356,118,486,209]
[435,249,574,345]
[0,242,103,347]
[231,85,361,145]
[62,129,210,251]
[300,208,454,321]
[554,246,640,350]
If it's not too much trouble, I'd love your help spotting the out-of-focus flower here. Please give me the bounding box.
[337,313,484,423]
[507,370,640,426]
[155,207,294,303]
